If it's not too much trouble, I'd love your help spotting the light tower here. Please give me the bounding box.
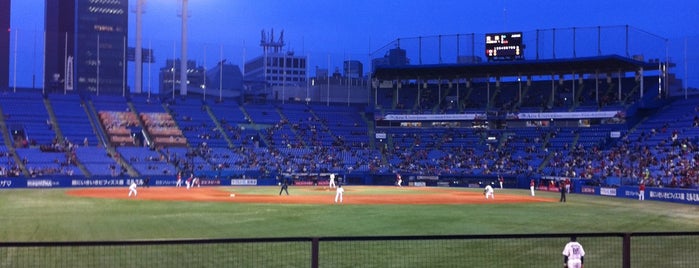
[133,0,144,94]
[179,0,189,96]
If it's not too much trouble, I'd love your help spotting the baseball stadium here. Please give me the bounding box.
[2,1,699,267]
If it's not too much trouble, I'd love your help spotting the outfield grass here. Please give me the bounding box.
[1,186,698,267]
[1,186,697,241]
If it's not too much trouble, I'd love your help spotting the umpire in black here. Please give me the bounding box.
[559,180,566,202]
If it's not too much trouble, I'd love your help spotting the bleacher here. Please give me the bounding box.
[0,86,694,190]
[48,93,99,146]
[0,91,54,146]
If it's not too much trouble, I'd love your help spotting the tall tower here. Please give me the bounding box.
[45,0,128,95]
[0,0,10,91]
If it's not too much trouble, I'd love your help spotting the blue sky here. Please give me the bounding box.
[9,0,699,91]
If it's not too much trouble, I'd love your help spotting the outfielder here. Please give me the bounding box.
[484,183,494,199]
[530,179,536,196]
[562,236,585,268]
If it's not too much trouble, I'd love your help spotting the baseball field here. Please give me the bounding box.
[1,185,698,267]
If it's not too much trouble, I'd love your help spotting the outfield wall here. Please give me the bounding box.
[1,176,697,205]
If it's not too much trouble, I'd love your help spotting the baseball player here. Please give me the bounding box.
[639,183,645,201]
[484,183,494,199]
[192,175,200,188]
[329,173,336,188]
[562,236,585,268]
[396,173,402,187]
[128,181,138,197]
[530,179,536,196]
[186,174,193,190]
[498,175,504,189]
[176,172,182,187]
[334,184,344,203]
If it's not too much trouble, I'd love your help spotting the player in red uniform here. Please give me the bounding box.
[639,183,645,201]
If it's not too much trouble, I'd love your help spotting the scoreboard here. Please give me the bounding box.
[485,32,523,60]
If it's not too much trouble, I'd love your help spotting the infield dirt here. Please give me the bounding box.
[67,186,554,205]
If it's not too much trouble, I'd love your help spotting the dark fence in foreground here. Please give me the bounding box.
[1,232,697,268]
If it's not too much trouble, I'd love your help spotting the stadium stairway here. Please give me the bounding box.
[43,98,64,142]
[0,104,13,149]
[275,107,306,148]
[84,100,110,147]
[203,104,235,149]
[126,101,154,147]
[84,99,139,177]
[237,106,273,148]
[0,104,29,176]
[536,130,556,174]
[358,111,376,149]
[43,97,91,177]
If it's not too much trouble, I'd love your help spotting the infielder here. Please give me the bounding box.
[334,184,344,203]
[484,183,494,199]
[562,236,585,268]
[128,181,138,197]
[329,173,336,188]
[176,172,182,187]
[186,174,193,190]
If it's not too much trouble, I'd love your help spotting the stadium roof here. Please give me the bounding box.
[372,55,660,80]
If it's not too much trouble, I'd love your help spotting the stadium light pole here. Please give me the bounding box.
[180,0,189,96]
[134,0,145,94]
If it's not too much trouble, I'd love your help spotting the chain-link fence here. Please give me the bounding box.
[2,232,697,268]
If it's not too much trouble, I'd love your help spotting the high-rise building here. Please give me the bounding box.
[45,0,128,95]
[0,0,9,91]
[244,29,307,94]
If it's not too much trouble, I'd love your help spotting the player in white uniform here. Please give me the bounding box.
[176,172,182,187]
[562,236,585,268]
[329,173,336,188]
[484,183,494,199]
[334,184,344,203]
[128,181,138,197]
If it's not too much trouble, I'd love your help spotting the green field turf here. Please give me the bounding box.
[1,186,697,267]
[1,186,697,241]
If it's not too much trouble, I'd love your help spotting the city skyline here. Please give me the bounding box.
[7,0,699,93]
